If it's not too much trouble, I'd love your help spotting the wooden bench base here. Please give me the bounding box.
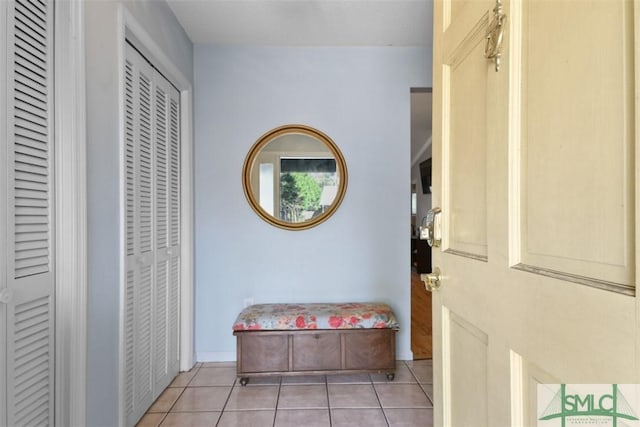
[234,328,397,385]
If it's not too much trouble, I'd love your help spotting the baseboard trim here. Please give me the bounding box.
[197,352,237,363]
[196,351,417,363]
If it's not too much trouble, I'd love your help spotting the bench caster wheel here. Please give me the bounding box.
[386,373,395,381]
[240,377,249,386]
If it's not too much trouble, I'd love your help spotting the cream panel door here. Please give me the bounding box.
[431,0,639,426]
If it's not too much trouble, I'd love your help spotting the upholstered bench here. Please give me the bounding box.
[232,302,399,386]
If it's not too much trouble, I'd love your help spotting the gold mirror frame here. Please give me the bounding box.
[242,124,348,231]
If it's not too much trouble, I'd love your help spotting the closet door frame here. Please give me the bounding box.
[117,7,195,425]
[54,1,87,426]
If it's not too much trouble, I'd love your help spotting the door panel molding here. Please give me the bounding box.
[440,306,452,427]
[524,358,561,426]
[512,263,634,296]
[509,350,524,427]
[449,310,489,427]
[507,0,635,294]
[442,10,490,260]
[444,248,489,262]
[444,11,489,67]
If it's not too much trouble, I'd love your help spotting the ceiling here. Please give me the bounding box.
[166,0,433,164]
[411,90,432,166]
[167,0,432,47]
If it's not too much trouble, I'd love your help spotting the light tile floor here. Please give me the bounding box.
[136,359,433,427]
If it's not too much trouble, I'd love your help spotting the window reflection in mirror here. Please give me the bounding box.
[255,134,337,223]
[243,125,347,230]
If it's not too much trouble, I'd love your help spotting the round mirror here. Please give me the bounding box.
[242,124,348,230]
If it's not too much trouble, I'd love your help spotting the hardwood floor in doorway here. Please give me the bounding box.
[410,270,432,359]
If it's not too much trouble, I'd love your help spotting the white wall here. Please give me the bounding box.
[85,1,193,425]
[194,46,431,361]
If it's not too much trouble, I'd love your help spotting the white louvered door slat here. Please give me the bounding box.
[3,0,55,426]
[124,43,180,427]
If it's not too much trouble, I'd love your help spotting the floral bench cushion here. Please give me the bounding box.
[232,302,399,331]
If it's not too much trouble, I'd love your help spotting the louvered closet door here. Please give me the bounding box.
[152,66,181,395]
[124,44,155,426]
[124,43,180,427]
[2,0,56,426]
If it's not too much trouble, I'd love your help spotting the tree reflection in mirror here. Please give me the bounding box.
[243,124,347,231]
[278,158,337,222]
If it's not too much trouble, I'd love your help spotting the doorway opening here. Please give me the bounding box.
[410,87,433,360]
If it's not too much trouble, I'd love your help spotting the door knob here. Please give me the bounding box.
[0,288,14,304]
[420,267,442,292]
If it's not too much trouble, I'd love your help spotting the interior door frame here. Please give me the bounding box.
[116,5,195,425]
[54,1,88,425]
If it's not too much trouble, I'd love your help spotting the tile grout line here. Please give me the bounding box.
[149,363,201,427]
[213,376,236,427]
[397,360,435,417]
[371,370,392,427]
[153,412,169,427]
[420,381,434,406]
[408,361,435,406]
[164,363,201,411]
[271,376,283,427]
[324,375,333,427]
[158,386,186,425]
[184,363,202,387]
